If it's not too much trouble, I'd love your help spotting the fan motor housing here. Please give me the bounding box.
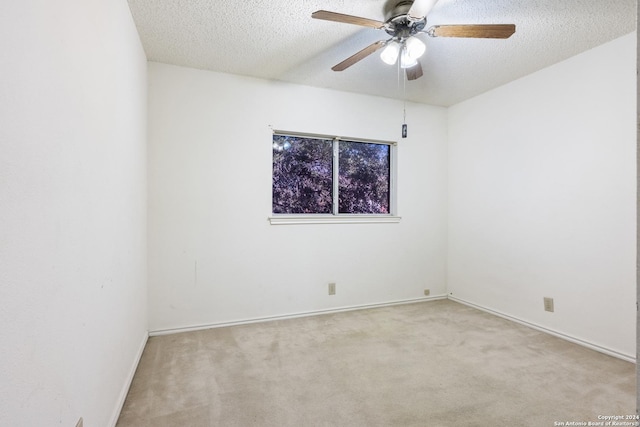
[384,1,426,38]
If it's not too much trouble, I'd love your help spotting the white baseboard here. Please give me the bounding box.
[149,295,448,337]
[149,293,634,362]
[448,295,635,363]
[109,330,149,427]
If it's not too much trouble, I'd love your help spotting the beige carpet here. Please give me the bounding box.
[117,300,635,426]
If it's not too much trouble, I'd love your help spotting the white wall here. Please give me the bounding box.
[0,1,147,426]
[636,10,639,408]
[448,33,636,359]
[148,62,448,332]
[636,6,639,409]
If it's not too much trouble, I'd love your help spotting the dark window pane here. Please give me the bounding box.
[338,141,390,214]
[272,136,333,214]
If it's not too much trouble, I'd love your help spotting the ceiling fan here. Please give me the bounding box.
[312,0,516,81]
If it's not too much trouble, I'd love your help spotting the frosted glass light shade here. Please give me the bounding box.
[405,37,426,60]
[380,42,400,65]
[400,47,418,68]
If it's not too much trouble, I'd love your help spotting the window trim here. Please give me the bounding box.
[270,130,399,224]
[268,215,402,225]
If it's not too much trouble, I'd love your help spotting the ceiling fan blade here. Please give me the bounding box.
[408,0,440,20]
[406,62,423,81]
[312,10,385,29]
[331,41,386,71]
[429,24,516,39]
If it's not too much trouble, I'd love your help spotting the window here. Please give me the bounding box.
[271,131,399,224]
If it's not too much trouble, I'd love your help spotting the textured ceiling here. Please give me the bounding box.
[127,0,636,106]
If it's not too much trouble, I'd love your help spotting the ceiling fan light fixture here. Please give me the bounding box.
[312,2,516,80]
[380,41,400,65]
[405,36,426,60]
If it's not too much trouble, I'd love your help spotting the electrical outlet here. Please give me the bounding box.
[544,297,554,312]
[328,283,336,295]
[76,418,83,427]
[423,289,430,296]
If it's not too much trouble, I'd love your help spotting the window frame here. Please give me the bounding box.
[269,130,401,225]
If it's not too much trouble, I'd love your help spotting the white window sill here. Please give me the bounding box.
[268,215,402,225]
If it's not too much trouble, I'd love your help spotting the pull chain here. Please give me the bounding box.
[402,51,408,138]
